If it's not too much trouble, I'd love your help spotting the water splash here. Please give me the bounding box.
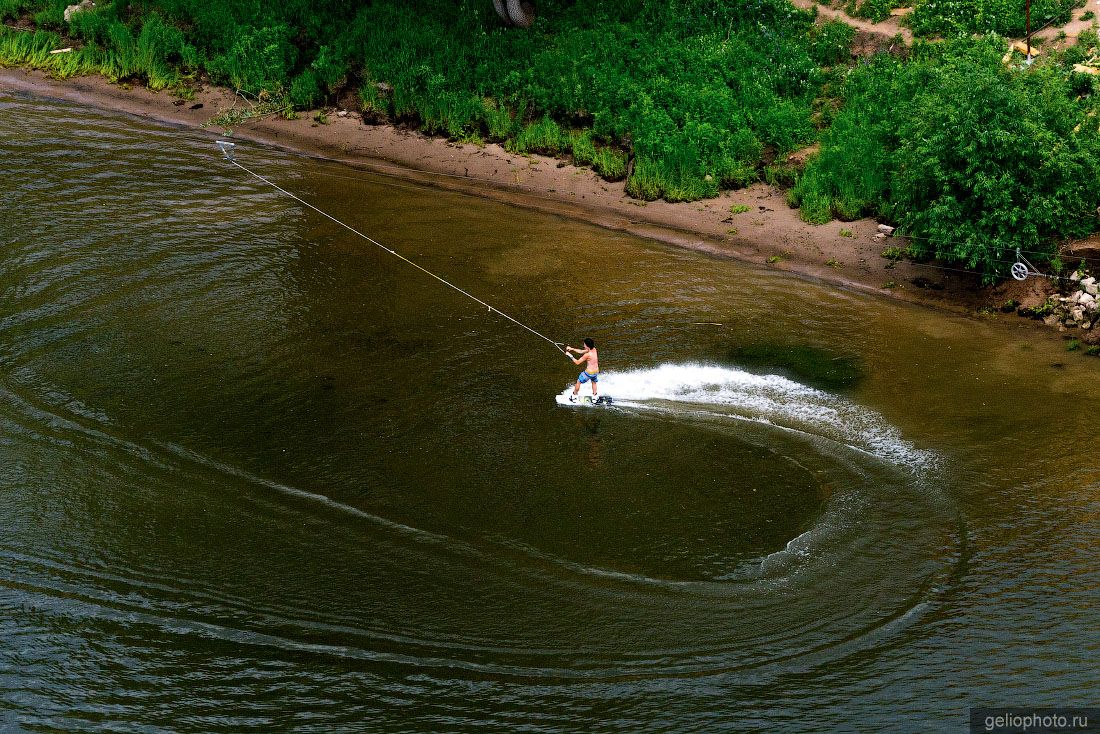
[558,363,936,473]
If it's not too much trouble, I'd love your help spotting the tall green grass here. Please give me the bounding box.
[4,0,841,201]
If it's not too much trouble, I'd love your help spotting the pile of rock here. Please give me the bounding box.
[1052,273,1099,330]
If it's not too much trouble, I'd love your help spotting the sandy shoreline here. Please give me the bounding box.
[0,66,1053,324]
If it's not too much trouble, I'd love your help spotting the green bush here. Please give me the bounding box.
[592,147,627,181]
[3,0,841,202]
[799,37,1100,279]
[482,98,514,140]
[809,19,856,66]
[569,129,596,166]
[207,24,297,95]
[0,0,33,22]
[910,0,1077,36]
[506,115,565,155]
[850,0,899,23]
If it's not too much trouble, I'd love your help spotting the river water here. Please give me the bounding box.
[1,92,1097,732]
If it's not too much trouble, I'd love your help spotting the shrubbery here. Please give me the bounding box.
[795,37,1100,279]
[1,0,844,203]
[909,0,1079,37]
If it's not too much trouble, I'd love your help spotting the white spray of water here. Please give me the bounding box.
[557,363,935,472]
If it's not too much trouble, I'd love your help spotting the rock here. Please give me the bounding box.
[1074,64,1100,76]
[873,233,887,241]
[1044,314,1061,327]
[1072,307,1087,323]
[877,224,895,235]
[1012,41,1041,56]
[1071,270,1082,281]
[1081,292,1096,307]
[1089,284,1098,297]
[337,110,348,117]
[1068,291,1083,305]
[64,0,94,22]
[1081,276,1095,286]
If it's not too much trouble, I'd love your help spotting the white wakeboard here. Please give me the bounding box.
[555,393,613,407]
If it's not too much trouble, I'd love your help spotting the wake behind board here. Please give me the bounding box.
[555,394,613,407]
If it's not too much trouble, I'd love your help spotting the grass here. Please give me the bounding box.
[730,204,752,214]
[909,0,1079,36]
[2,0,846,203]
[506,115,565,155]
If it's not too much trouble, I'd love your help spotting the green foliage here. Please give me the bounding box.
[730,203,752,214]
[507,115,565,154]
[764,162,797,187]
[0,0,33,22]
[569,129,596,166]
[5,0,843,202]
[482,98,514,140]
[796,38,1100,279]
[592,146,627,181]
[207,24,296,95]
[809,19,856,65]
[850,0,901,22]
[910,0,1077,36]
[892,43,1100,280]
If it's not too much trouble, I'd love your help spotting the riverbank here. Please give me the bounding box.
[0,66,1062,328]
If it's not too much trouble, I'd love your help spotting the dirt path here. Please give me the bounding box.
[1034,0,1100,46]
[789,0,914,42]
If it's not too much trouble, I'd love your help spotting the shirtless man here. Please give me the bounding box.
[565,338,599,402]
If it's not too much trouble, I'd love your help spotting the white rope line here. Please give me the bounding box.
[217,143,568,356]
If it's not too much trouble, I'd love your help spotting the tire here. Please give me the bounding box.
[492,0,513,25]
[505,0,536,27]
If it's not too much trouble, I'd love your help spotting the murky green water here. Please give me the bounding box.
[1,92,1097,732]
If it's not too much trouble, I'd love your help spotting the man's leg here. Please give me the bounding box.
[591,376,598,397]
[572,379,582,396]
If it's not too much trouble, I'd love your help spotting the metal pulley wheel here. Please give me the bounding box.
[1010,261,1029,281]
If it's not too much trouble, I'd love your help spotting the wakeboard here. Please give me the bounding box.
[556,394,613,407]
